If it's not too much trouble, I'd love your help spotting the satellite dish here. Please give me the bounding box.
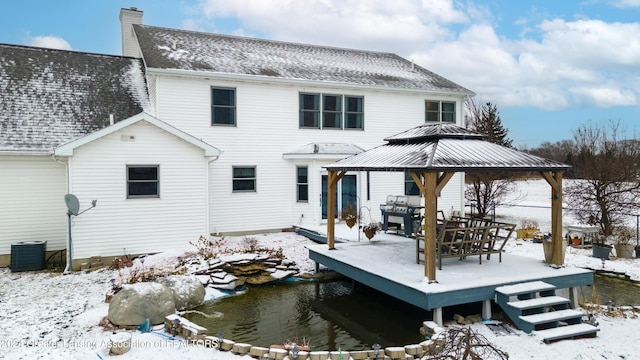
[64,194,80,215]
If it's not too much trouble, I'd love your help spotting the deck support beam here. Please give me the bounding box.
[569,287,579,309]
[540,171,564,266]
[433,307,443,326]
[482,300,492,321]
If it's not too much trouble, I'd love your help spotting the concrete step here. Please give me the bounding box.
[533,323,599,343]
[506,296,569,311]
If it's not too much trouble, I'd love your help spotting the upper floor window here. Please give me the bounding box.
[299,93,320,128]
[211,87,236,125]
[296,166,309,202]
[323,95,342,128]
[233,166,256,192]
[425,100,455,123]
[300,93,363,130]
[127,165,159,198]
[345,96,364,129]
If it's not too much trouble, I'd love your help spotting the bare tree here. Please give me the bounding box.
[464,99,517,218]
[565,120,640,236]
[527,139,576,178]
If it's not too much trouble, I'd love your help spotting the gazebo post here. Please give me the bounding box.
[326,170,346,249]
[420,172,438,281]
[541,171,565,265]
[411,171,454,283]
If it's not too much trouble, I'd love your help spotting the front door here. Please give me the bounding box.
[321,174,357,220]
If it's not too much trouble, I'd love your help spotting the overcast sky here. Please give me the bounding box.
[1,0,638,148]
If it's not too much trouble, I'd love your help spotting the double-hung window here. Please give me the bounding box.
[425,100,456,123]
[344,96,364,129]
[233,166,256,192]
[299,93,364,129]
[322,95,342,128]
[299,93,320,128]
[296,166,308,202]
[127,165,159,198]
[211,87,236,125]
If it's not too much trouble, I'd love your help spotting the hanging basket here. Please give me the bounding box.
[345,217,357,229]
[363,228,376,239]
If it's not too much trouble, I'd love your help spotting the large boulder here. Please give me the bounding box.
[108,282,175,326]
[157,275,205,310]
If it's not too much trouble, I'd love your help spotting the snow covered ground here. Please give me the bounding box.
[1,179,639,359]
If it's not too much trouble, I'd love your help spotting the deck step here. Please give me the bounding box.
[533,323,600,343]
[520,309,584,325]
[506,296,569,310]
[495,281,556,297]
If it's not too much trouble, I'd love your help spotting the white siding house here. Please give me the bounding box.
[54,114,220,268]
[0,8,475,270]
[0,156,68,264]
[128,10,474,235]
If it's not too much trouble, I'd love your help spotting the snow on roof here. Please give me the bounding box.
[0,44,151,153]
[133,25,475,95]
[284,143,364,156]
[325,123,570,172]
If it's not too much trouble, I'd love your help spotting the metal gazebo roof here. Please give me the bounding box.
[324,123,570,172]
[322,122,569,282]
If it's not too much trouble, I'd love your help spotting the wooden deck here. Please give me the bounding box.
[303,227,593,312]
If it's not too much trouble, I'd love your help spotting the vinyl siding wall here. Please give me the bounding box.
[152,73,466,233]
[0,156,67,262]
[67,121,209,259]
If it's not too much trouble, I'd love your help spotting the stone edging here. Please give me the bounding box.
[163,314,446,359]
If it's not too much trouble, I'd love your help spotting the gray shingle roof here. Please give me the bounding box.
[0,44,150,152]
[133,25,474,95]
[325,123,570,172]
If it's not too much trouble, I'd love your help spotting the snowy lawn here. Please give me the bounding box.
[1,179,639,359]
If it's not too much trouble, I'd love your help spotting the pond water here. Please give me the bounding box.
[187,279,426,350]
[579,272,640,306]
[187,273,640,350]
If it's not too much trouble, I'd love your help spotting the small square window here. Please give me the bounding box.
[127,165,159,198]
[233,166,256,192]
[425,100,456,123]
[212,88,236,125]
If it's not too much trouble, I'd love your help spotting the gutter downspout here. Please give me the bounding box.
[205,154,220,238]
[51,154,73,273]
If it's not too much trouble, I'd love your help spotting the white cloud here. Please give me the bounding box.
[27,35,72,50]
[608,0,640,8]
[186,0,640,110]
[570,86,637,107]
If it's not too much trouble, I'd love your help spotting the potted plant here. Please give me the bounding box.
[614,227,635,259]
[362,222,381,240]
[592,235,612,260]
[342,204,358,229]
[516,219,540,239]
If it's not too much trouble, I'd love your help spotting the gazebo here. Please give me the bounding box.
[323,123,570,283]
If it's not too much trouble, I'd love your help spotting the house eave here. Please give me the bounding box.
[54,112,221,157]
[145,67,475,97]
[0,150,53,156]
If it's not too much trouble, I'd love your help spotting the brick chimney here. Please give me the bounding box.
[119,7,143,58]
